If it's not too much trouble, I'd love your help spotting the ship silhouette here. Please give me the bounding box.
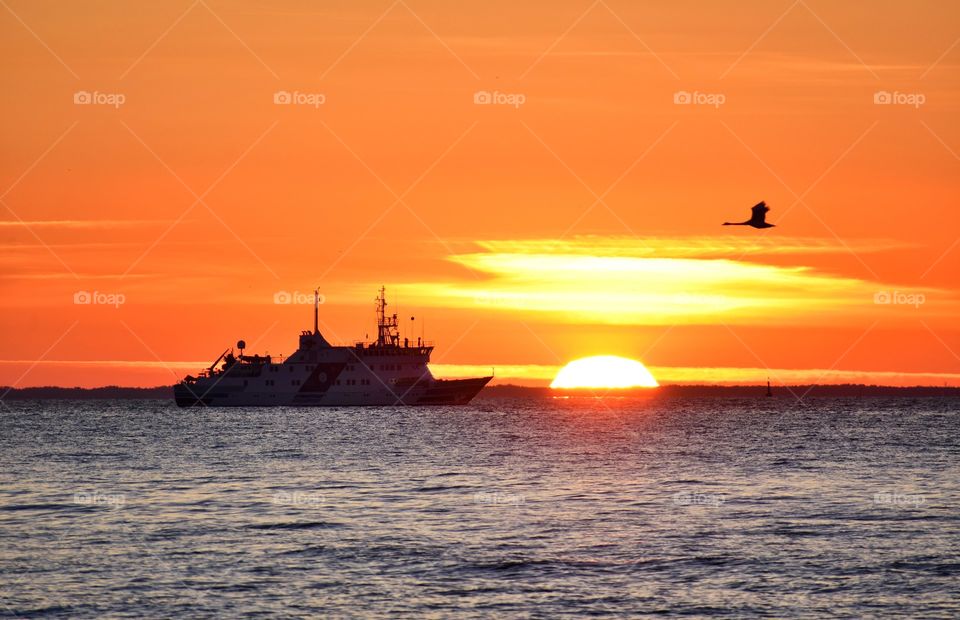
[174,288,491,407]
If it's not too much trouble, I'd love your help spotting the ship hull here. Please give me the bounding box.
[175,288,490,408]
[174,376,491,407]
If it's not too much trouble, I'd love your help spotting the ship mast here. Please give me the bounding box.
[375,286,399,347]
[314,288,320,335]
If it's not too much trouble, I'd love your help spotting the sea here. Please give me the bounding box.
[1,397,958,618]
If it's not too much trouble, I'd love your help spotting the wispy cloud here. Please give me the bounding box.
[385,237,944,326]
[475,236,912,258]
[0,219,171,229]
[431,363,960,387]
[0,359,207,369]
[5,360,955,388]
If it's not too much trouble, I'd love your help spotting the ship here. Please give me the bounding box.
[174,287,492,407]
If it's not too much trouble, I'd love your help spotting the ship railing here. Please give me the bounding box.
[351,341,435,355]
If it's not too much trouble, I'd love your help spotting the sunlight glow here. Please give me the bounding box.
[379,236,949,326]
[550,355,659,389]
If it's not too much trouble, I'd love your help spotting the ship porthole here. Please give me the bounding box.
[317,372,327,383]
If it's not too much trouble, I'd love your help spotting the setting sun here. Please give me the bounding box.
[550,356,660,389]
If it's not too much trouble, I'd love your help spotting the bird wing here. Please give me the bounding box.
[749,201,769,223]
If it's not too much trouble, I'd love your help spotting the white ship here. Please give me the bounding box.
[174,288,491,407]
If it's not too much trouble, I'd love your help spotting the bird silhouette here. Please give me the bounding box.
[723,201,775,229]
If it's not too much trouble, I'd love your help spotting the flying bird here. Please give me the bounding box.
[723,201,775,229]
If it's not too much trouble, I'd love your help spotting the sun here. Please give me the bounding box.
[550,355,659,389]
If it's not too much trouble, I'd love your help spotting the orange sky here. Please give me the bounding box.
[2,0,959,388]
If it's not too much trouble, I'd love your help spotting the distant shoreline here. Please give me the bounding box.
[1,384,958,400]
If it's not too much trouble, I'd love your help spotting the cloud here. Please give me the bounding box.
[368,236,957,325]
[3,360,956,388]
[474,235,912,258]
[387,237,942,326]
[0,219,170,229]
[431,363,960,387]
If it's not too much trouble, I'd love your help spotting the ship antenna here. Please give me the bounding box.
[314,287,319,335]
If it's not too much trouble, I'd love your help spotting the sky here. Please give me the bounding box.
[1,0,959,388]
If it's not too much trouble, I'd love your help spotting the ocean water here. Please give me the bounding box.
[1,397,958,618]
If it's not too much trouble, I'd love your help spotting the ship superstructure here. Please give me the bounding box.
[174,288,491,407]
